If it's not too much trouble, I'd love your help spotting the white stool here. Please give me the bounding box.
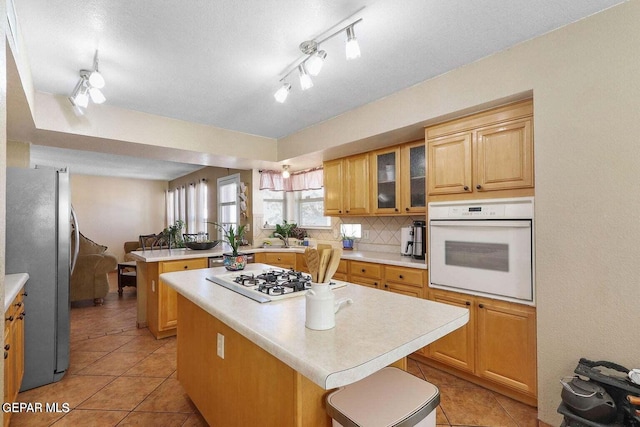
[326,367,439,427]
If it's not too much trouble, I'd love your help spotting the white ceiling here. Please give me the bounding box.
[11,0,624,180]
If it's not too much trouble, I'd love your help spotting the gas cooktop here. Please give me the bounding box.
[206,268,347,303]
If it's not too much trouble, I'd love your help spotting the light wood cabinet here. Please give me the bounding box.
[426,99,534,200]
[148,258,207,339]
[323,154,370,216]
[332,260,348,281]
[255,252,296,269]
[422,288,537,405]
[371,146,401,215]
[400,140,427,214]
[4,287,26,427]
[348,261,383,289]
[383,266,426,298]
[349,261,427,298]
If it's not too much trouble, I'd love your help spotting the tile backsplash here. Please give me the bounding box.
[254,216,425,254]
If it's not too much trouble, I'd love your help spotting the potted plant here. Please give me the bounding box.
[208,222,248,270]
[158,220,186,248]
[341,233,355,250]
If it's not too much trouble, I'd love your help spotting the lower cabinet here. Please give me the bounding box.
[4,287,26,427]
[255,252,296,269]
[148,258,207,339]
[422,288,537,405]
[349,261,426,298]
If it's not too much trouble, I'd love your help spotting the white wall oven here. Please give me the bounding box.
[429,197,535,305]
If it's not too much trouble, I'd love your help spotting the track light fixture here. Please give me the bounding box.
[68,50,106,115]
[273,17,362,103]
[282,165,291,179]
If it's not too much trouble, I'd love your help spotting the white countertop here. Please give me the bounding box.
[130,247,427,269]
[160,263,467,390]
[4,273,29,312]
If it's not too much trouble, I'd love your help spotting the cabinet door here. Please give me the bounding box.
[428,133,472,195]
[350,276,381,289]
[384,282,423,298]
[476,298,537,396]
[401,141,426,213]
[371,147,400,214]
[159,259,207,331]
[475,118,533,192]
[323,159,344,215]
[426,289,475,373]
[345,154,370,215]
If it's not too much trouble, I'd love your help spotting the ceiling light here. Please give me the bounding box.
[274,82,291,103]
[68,50,107,114]
[345,25,361,60]
[306,50,327,76]
[282,165,290,179]
[298,64,313,90]
[273,17,363,103]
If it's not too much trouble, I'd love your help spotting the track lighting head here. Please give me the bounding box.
[69,50,107,114]
[306,50,327,76]
[274,82,292,103]
[298,64,313,90]
[345,25,361,60]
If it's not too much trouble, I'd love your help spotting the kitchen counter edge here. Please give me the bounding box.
[130,247,427,269]
[4,273,29,312]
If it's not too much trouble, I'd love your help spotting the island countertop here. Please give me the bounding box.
[160,263,467,390]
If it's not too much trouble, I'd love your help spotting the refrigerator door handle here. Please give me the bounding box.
[70,205,80,274]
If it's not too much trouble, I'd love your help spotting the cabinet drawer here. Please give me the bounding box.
[264,252,296,268]
[160,258,207,273]
[350,276,381,289]
[350,261,383,279]
[384,266,425,288]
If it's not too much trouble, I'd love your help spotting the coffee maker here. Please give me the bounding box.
[410,220,426,260]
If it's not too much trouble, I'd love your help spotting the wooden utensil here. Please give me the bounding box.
[317,248,331,283]
[323,248,343,282]
[305,248,320,282]
[317,244,332,253]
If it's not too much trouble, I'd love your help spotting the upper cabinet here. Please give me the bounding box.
[325,140,425,217]
[371,140,426,215]
[426,99,534,200]
[324,154,370,216]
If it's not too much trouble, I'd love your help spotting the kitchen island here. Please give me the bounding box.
[160,263,468,426]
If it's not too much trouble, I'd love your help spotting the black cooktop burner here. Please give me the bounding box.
[234,269,312,295]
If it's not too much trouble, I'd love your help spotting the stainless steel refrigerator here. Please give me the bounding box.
[5,167,79,391]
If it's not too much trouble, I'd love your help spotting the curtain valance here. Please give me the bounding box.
[259,167,323,192]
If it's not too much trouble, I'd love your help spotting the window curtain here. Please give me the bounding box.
[166,189,175,226]
[187,183,196,233]
[259,167,323,192]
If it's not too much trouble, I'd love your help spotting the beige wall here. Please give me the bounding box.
[280,2,640,424]
[6,140,29,167]
[70,175,167,262]
[0,1,7,418]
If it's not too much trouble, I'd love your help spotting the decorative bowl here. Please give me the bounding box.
[185,241,220,250]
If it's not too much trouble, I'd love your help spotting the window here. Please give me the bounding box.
[260,188,330,228]
[262,190,285,226]
[296,189,330,227]
[217,174,240,250]
[165,179,208,232]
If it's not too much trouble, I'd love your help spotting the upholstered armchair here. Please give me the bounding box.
[70,233,117,305]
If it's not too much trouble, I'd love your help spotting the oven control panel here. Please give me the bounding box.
[447,205,505,217]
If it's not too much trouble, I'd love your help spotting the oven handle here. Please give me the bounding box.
[430,220,531,228]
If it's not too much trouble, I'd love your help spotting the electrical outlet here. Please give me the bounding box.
[363,230,370,240]
[217,333,225,359]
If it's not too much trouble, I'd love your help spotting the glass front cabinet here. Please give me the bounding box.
[371,140,426,215]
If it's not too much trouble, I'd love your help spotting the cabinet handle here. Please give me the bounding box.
[463,186,469,191]
[361,269,365,273]
[4,344,9,351]
[346,210,350,213]
[15,302,22,308]
[339,210,342,214]
[277,257,281,261]
[374,282,378,287]
[22,292,28,297]
[4,352,7,359]
[19,312,25,320]
[476,184,482,190]
[384,284,389,289]
[479,303,485,308]
[405,207,409,212]
[465,301,471,306]
[183,265,188,269]
[394,208,398,212]
[399,275,404,279]
[5,316,13,322]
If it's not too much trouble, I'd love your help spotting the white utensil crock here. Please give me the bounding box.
[305,283,352,330]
